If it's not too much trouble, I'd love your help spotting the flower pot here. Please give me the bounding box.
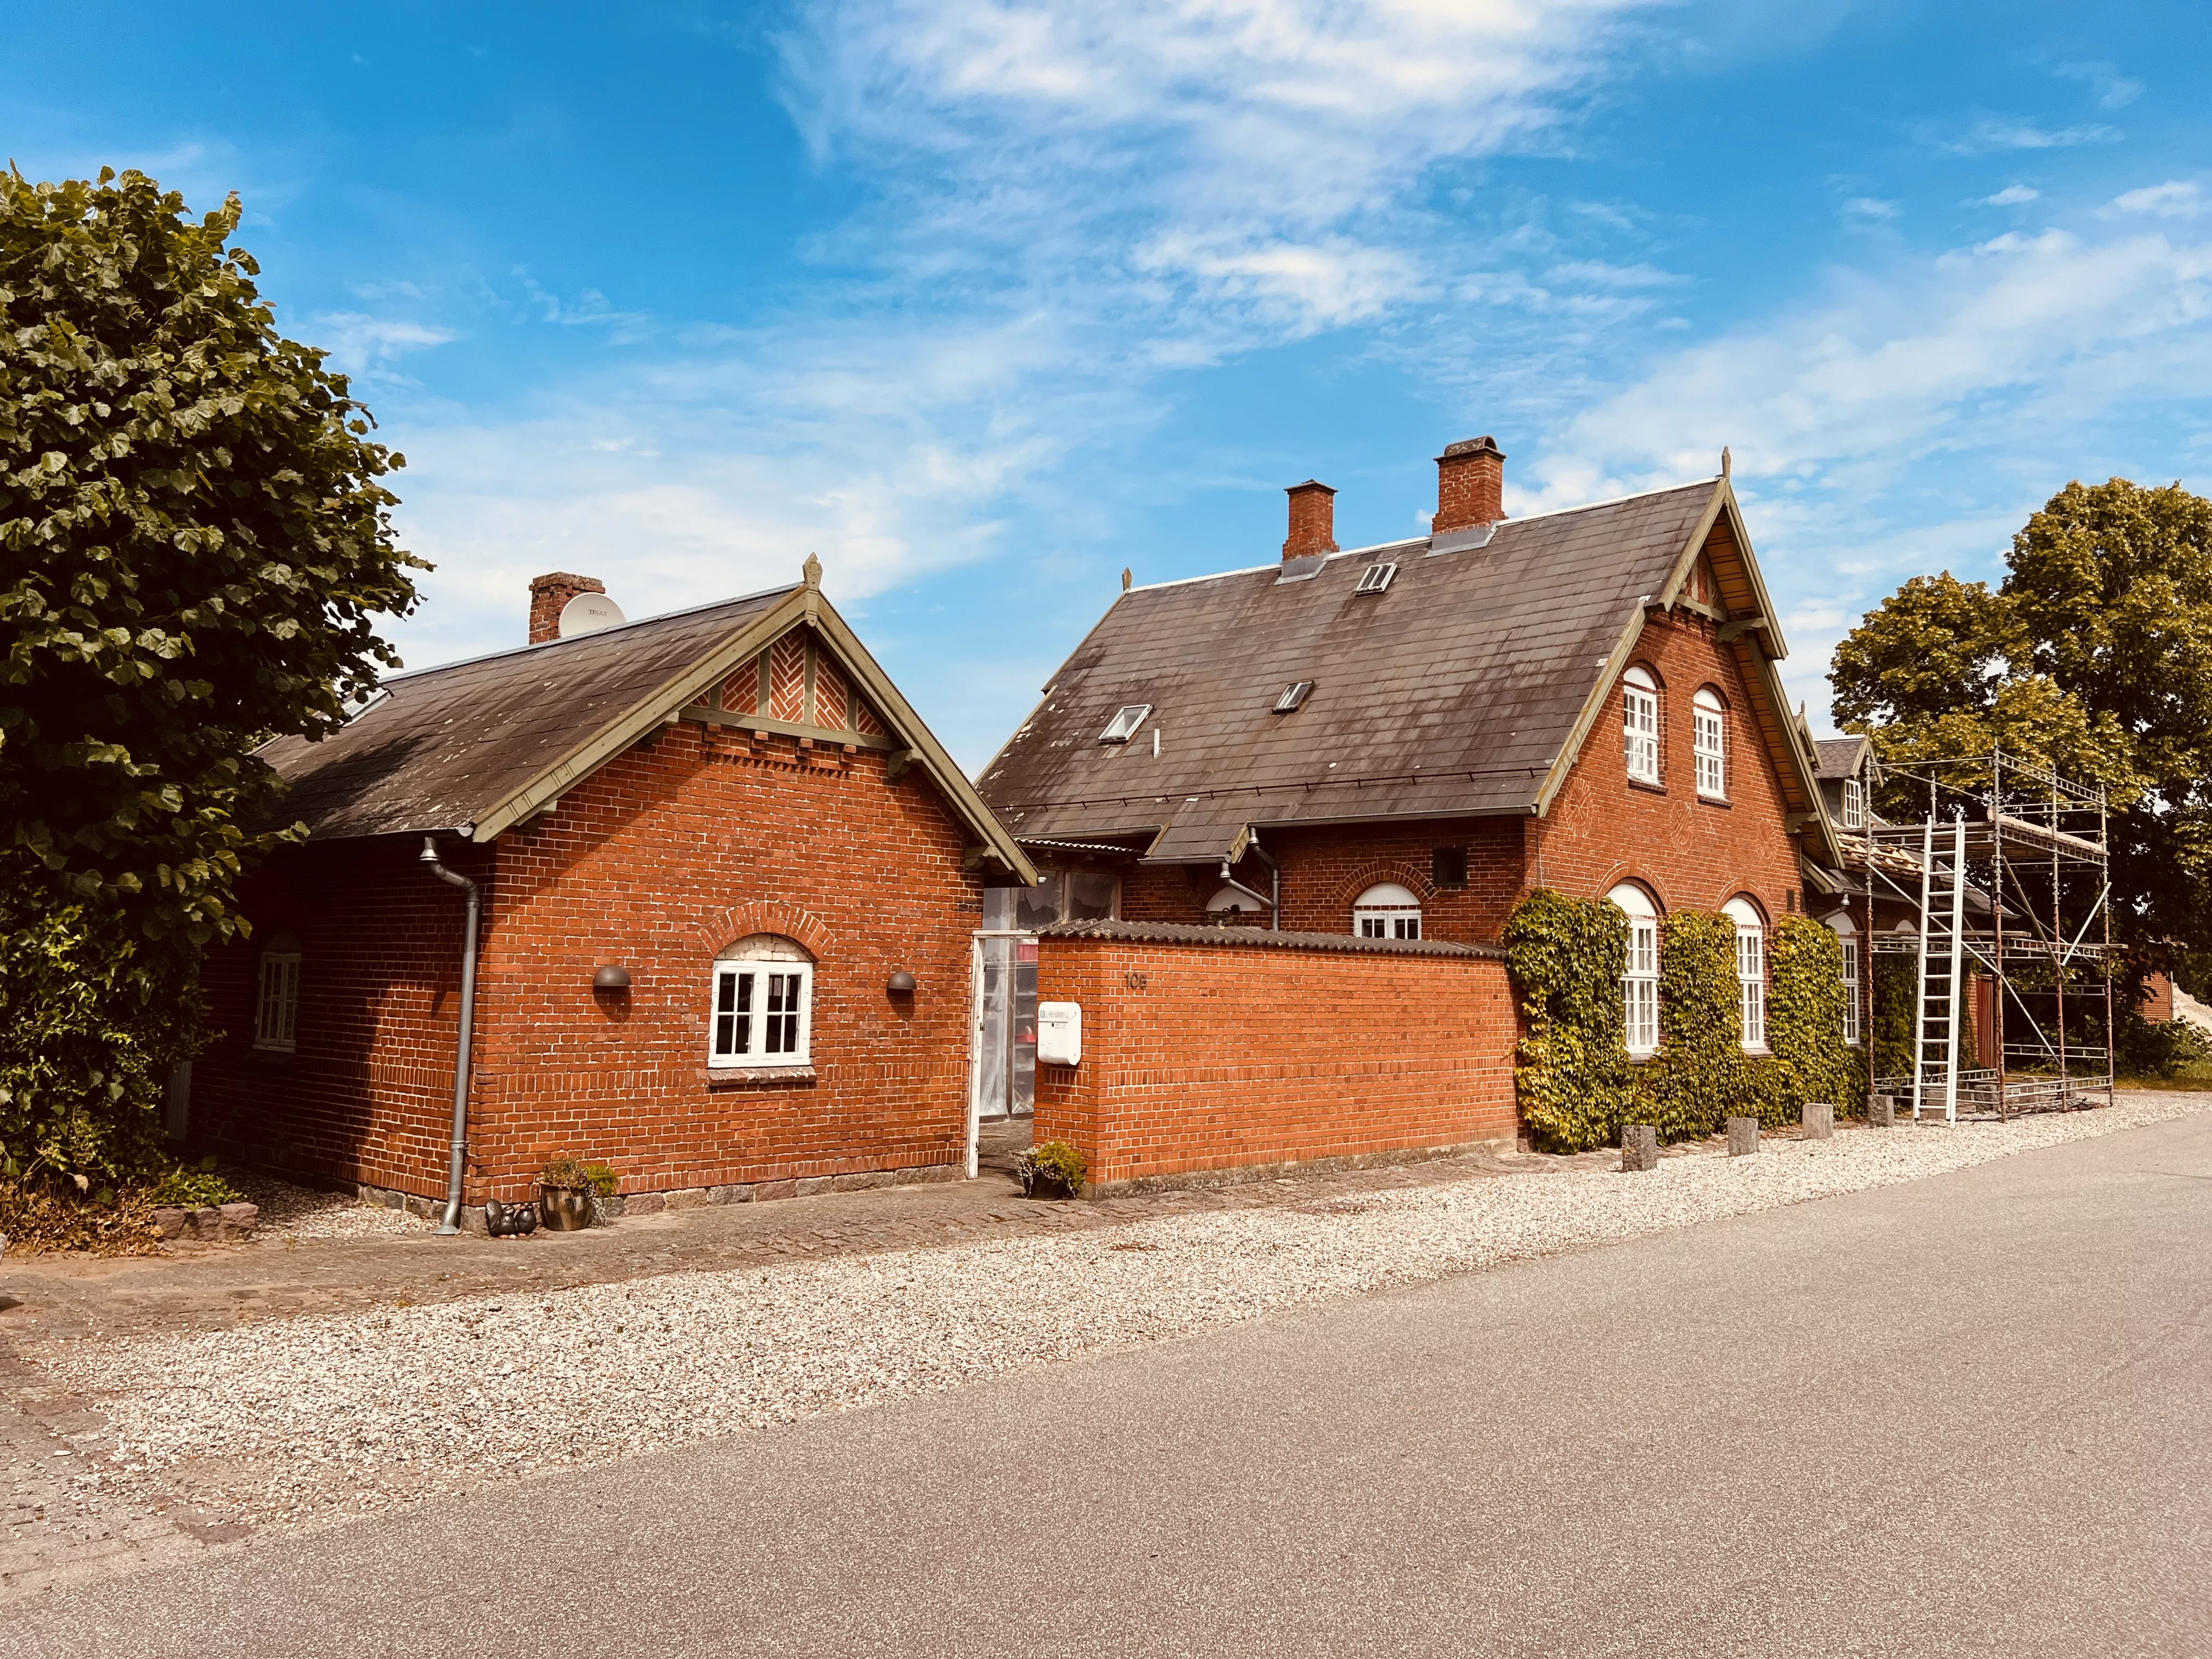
[538,1187,593,1231]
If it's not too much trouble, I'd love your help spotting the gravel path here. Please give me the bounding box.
[43,1094,2208,1530]
[222,1171,432,1243]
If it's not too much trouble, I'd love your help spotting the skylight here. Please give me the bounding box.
[1354,562,1397,594]
[1274,681,1313,713]
[1099,704,1152,743]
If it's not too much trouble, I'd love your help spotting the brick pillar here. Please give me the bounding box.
[528,573,606,645]
[1434,436,1505,534]
[1282,479,1339,559]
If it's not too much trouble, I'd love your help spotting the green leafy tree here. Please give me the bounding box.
[0,167,422,1186]
[1831,479,2212,981]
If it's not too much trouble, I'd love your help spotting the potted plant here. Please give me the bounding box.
[538,1156,618,1231]
[1013,1139,1087,1200]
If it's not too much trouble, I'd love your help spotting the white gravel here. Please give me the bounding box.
[222,1170,432,1242]
[52,1093,2207,1527]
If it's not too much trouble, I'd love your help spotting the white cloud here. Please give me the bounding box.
[310,313,460,373]
[1842,196,1898,223]
[2108,180,2204,219]
[1975,184,2039,207]
[2052,59,2143,112]
[1923,114,2120,157]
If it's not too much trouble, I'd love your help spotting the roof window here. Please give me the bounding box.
[1099,704,1152,743]
[1354,562,1397,594]
[1274,682,1313,713]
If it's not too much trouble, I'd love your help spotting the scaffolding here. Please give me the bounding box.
[1849,751,2115,1123]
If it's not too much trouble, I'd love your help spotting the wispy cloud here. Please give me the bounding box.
[2052,58,2143,112]
[1974,184,2039,207]
[311,313,460,374]
[1921,113,2121,157]
[2108,180,2204,219]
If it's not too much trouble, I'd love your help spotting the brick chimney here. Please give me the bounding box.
[1283,479,1339,560]
[1433,436,1506,535]
[528,572,606,645]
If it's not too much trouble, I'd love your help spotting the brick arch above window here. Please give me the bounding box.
[1323,861,1435,912]
[698,901,838,963]
[1624,658,1666,689]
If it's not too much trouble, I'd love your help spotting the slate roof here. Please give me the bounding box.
[258,589,793,839]
[978,479,1724,861]
[1036,918,1504,959]
[1814,736,1870,777]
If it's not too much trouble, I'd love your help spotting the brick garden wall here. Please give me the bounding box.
[1031,924,1519,1193]
[193,713,989,1203]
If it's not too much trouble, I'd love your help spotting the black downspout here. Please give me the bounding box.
[420,836,482,1235]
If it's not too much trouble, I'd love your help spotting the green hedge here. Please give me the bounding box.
[1505,893,1860,1150]
[1502,889,1630,1152]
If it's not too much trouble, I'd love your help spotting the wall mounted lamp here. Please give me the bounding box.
[887,970,917,995]
[592,966,631,991]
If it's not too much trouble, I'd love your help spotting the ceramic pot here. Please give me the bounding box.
[538,1187,593,1231]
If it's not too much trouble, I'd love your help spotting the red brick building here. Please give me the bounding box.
[185,559,1032,1228]
[980,438,1847,1186]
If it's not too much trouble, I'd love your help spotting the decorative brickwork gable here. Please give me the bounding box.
[769,631,808,723]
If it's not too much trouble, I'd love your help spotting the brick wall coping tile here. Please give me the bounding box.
[1034,918,1504,960]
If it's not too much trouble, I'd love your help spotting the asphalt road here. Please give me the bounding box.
[18,1112,2212,1657]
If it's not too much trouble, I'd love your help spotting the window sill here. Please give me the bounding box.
[702,1064,817,1089]
[1697,793,1731,808]
[248,1047,295,1069]
[1740,1045,1771,1057]
[1627,777,1667,796]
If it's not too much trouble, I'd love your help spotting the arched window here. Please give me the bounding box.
[1623,666,1660,784]
[709,935,814,1066]
[1829,914,1861,1046]
[1607,884,1660,1056]
[1352,882,1422,940]
[253,928,302,1053]
[1724,898,1765,1049]
[1693,687,1726,799]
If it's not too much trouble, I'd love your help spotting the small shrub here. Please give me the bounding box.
[1015,1139,1087,1198]
[539,1156,619,1196]
[0,1177,159,1256]
[148,1156,244,1209]
[2116,1007,2212,1080]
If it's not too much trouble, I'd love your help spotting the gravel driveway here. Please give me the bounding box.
[31,1093,2204,1537]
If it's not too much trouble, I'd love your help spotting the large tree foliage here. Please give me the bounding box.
[1831,478,2212,976]
[0,167,421,1184]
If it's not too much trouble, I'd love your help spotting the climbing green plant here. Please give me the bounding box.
[1758,915,1866,1121]
[1503,889,1631,1153]
[1627,910,1747,1141]
[1871,953,1916,1084]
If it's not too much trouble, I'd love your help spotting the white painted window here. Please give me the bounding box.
[1607,883,1660,1057]
[254,952,301,1052]
[1352,882,1423,940]
[1623,666,1660,784]
[1725,897,1765,1049]
[1842,777,1865,830]
[1099,704,1151,743]
[709,935,814,1066]
[1694,688,1726,799]
[1842,937,1861,1046]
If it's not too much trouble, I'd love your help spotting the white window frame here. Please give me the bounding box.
[253,952,301,1052]
[1842,776,1865,830]
[1841,936,1862,1046]
[708,944,814,1068]
[1725,898,1765,1050]
[1694,687,1726,800]
[1099,704,1152,743]
[1607,884,1660,1057]
[1352,882,1423,941]
[1623,666,1660,785]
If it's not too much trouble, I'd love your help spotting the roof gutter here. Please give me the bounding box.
[419,836,482,1236]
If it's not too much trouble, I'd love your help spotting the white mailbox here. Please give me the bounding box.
[1036,1001,1083,1066]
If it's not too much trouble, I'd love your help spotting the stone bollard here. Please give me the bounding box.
[1620,1123,1659,1173]
[1726,1116,1759,1156]
[1801,1101,1834,1141]
[1868,1095,1895,1128]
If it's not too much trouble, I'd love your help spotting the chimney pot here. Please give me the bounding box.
[1433,436,1506,536]
[528,572,606,645]
[1282,479,1339,561]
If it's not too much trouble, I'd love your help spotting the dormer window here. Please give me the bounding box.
[1354,562,1397,594]
[1842,776,1864,830]
[1623,667,1660,785]
[1099,704,1152,743]
[1274,681,1313,713]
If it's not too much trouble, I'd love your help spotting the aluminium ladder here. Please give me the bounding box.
[1912,811,1968,1124]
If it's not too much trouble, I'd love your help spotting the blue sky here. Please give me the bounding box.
[9,2,2212,766]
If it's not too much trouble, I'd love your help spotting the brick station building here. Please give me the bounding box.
[185,559,1032,1227]
[978,437,1848,1190]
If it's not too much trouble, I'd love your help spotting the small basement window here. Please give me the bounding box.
[1099,704,1152,743]
[1274,681,1313,713]
[1354,562,1397,594]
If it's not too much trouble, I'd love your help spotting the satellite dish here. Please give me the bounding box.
[558,591,625,639]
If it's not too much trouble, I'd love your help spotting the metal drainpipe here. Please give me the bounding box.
[420,836,482,1235]
[1249,838,1282,931]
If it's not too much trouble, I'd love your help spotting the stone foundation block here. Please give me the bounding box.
[151,1206,190,1240]
[794,1176,834,1198]
[1620,1124,1659,1172]
[662,1188,710,1210]
[710,1183,754,1204]
[623,1192,664,1216]
[1801,1101,1833,1140]
[1726,1116,1759,1156]
[754,1179,797,1203]
[831,1171,890,1193]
